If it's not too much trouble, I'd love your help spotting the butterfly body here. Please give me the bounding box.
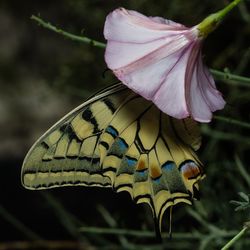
[22,83,204,231]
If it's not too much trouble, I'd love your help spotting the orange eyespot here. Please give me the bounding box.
[150,164,162,179]
[136,160,146,171]
[180,161,201,180]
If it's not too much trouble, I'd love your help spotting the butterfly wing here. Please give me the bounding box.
[22,83,129,189]
[22,83,204,230]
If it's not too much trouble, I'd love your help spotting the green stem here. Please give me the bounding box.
[31,15,106,48]
[78,226,240,239]
[216,0,242,21]
[187,208,222,234]
[32,15,250,81]
[201,125,250,145]
[221,226,248,250]
[198,0,242,37]
[211,69,250,88]
[213,115,250,129]
[234,154,250,187]
[32,15,250,89]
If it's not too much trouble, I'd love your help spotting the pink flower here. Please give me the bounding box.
[104,8,225,122]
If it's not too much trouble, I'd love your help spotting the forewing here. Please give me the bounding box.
[22,84,133,189]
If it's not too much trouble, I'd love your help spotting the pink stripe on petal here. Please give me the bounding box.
[183,43,212,122]
[110,35,190,75]
[185,44,225,122]
[197,55,226,112]
[189,65,213,122]
[105,37,175,69]
[151,45,195,119]
[114,48,186,100]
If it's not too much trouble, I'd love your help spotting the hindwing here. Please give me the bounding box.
[22,83,204,231]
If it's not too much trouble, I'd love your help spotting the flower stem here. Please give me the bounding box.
[198,0,242,37]
[211,69,250,88]
[31,15,250,89]
[31,15,106,48]
[221,226,248,250]
[213,115,250,129]
[216,0,242,21]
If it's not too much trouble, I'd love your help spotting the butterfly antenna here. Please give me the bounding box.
[168,206,173,239]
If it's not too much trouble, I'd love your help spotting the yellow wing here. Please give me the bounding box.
[21,83,204,231]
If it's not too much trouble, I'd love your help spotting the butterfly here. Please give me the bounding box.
[21,83,204,235]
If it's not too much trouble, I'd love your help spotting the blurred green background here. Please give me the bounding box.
[0,0,250,249]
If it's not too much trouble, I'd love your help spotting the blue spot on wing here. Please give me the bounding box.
[106,126,118,138]
[134,169,148,182]
[138,170,147,177]
[153,177,161,184]
[125,157,137,167]
[107,137,128,158]
[117,138,128,151]
[162,162,175,171]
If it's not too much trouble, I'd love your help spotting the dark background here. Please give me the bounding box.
[0,0,250,249]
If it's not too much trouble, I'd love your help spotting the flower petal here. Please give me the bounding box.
[105,37,174,69]
[104,8,187,44]
[151,45,194,119]
[200,63,226,112]
[104,8,195,70]
[149,16,186,28]
[104,8,226,122]
[115,47,186,100]
[185,45,226,122]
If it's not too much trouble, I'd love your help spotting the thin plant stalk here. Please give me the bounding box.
[221,226,248,250]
